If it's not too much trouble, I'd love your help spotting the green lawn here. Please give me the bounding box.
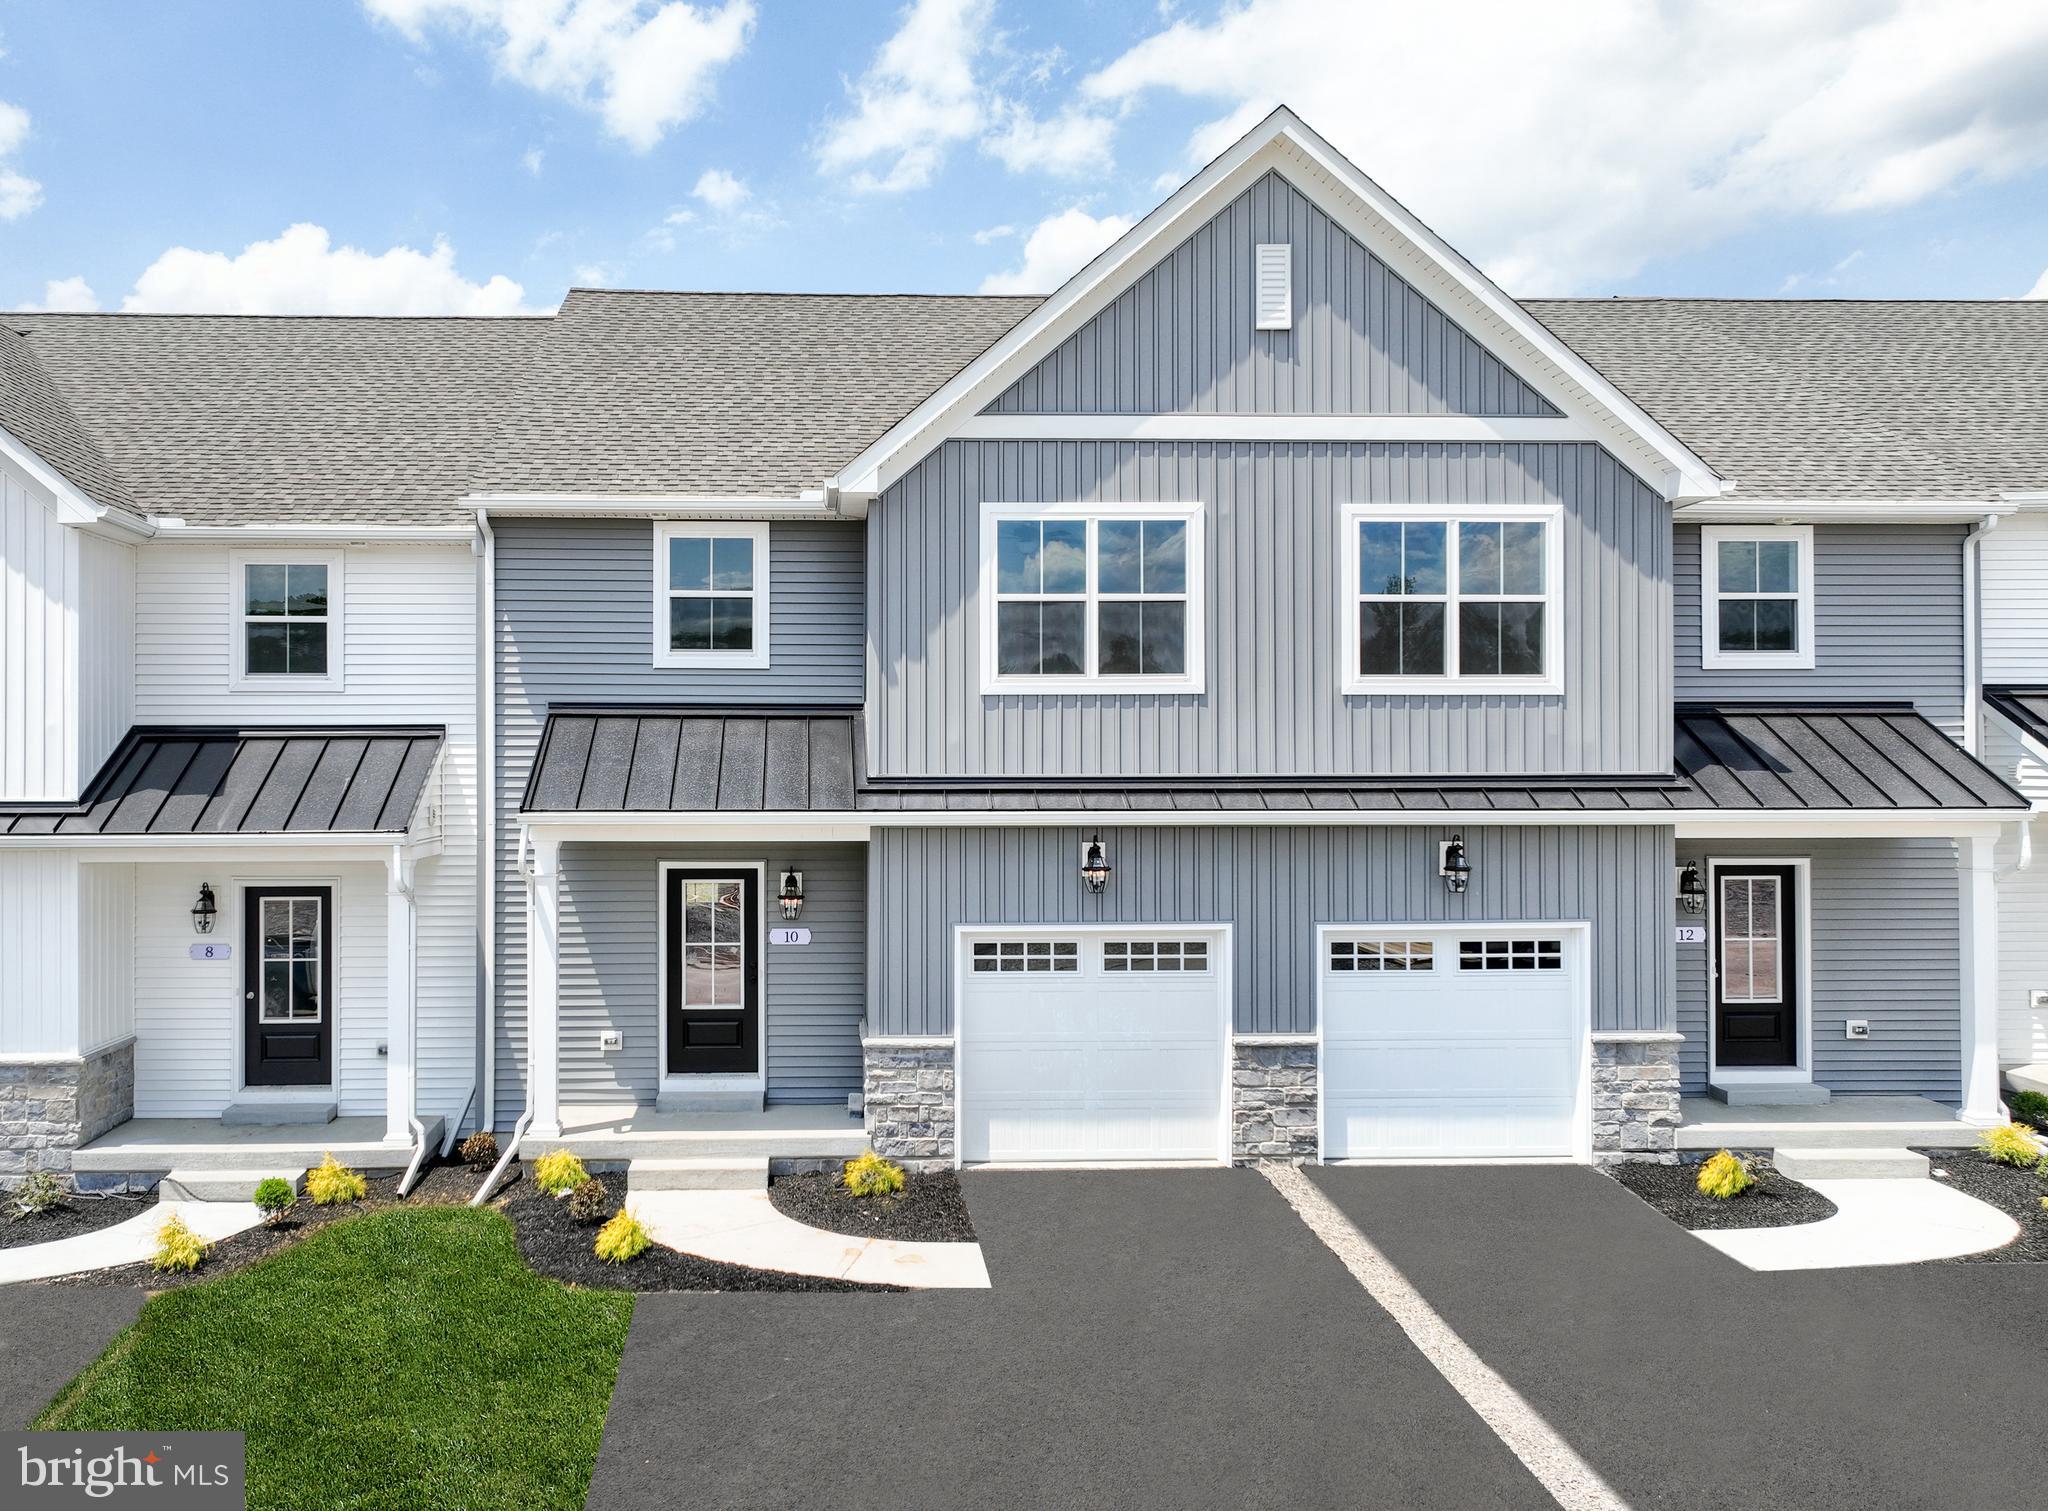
[38,1206,635,1511]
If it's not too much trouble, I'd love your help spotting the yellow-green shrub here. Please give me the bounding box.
[1978,1122,2043,1169]
[842,1150,906,1198]
[1695,1149,1754,1200]
[306,1154,367,1206]
[151,1213,207,1272]
[593,1207,650,1264]
[533,1148,588,1196]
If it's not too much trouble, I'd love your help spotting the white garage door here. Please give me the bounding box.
[959,932,1227,1164]
[1323,930,1584,1160]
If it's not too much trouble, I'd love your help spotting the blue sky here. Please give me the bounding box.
[3,0,2046,315]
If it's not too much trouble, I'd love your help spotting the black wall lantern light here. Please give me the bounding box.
[1677,861,1707,915]
[777,867,805,921]
[191,882,218,936]
[1080,833,1113,894]
[1439,835,1471,895]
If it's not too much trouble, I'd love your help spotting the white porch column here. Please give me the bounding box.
[384,847,419,1144]
[1959,833,2003,1122]
[527,831,563,1140]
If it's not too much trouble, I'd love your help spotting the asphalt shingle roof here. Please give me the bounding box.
[0,322,134,512]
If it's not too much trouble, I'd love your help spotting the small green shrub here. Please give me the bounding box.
[151,1213,207,1273]
[458,1130,500,1170]
[533,1148,588,1196]
[593,1207,650,1264]
[12,1171,67,1217]
[1696,1149,1755,1200]
[252,1177,296,1226]
[306,1154,367,1206]
[2009,1089,2048,1134]
[842,1150,907,1198]
[1978,1123,2043,1169]
[567,1177,610,1224]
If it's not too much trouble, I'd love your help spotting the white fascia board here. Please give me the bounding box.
[954,415,1593,444]
[1676,499,2020,524]
[0,424,154,539]
[1999,491,2048,508]
[464,492,838,520]
[830,107,1726,505]
[151,521,474,542]
[0,834,407,857]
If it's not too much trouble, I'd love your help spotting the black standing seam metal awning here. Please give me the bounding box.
[519,703,2027,816]
[1985,687,2048,752]
[0,726,445,836]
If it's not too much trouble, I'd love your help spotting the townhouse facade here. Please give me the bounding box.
[1,109,2042,1190]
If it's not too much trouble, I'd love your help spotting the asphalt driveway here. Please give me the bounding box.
[591,1168,1555,1511]
[1309,1164,2045,1511]
[0,1280,143,1428]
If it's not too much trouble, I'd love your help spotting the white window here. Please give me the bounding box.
[653,522,770,670]
[981,503,1204,693]
[229,550,342,689]
[1700,524,1814,671]
[1341,504,1562,693]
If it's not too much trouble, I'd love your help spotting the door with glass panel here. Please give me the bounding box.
[664,869,759,1075]
[242,886,333,1086]
[1713,865,1799,1067]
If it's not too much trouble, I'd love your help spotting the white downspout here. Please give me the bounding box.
[476,507,497,1137]
[472,824,534,1206]
[389,844,434,1197]
[1962,513,1998,755]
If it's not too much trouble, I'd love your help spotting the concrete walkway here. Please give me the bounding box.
[1691,1177,2019,1270]
[633,1190,991,1288]
[0,1199,265,1285]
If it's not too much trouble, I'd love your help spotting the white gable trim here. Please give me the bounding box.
[828,107,1726,506]
[0,424,153,540]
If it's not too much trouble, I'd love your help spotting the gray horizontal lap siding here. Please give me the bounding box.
[492,518,865,1124]
[986,170,1557,416]
[559,842,866,1107]
[869,440,1671,778]
[1673,838,1961,1101]
[870,823,1673,1037]
[1674,523,1966,734]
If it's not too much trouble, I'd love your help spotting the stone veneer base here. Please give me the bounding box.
[0,1039,136,1189]
[1232,1042,1319,1163]
[863,1044,955,1171]
[1591,1037,1682,1165]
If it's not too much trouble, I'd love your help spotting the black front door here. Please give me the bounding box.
[665,868,759,1075]
[1713,865,1798,1067]
[243,886,333,1086]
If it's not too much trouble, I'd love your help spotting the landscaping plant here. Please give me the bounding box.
[2010,1089,2048,1135]
[593,1207,650,1264]
[12,1170,67,1218]
[252,1178,296,1227]
[151,1213,207,1273]
[458,1130,500,1170]
[567,1177,610,1225]
[842,1150,907,1198]
[306,1154,368,1206]
[1978,1123,2044,1169]
[1695,1149,1755,1200]
[534,1148,588,1196]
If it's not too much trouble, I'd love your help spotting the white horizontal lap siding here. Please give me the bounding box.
[1980,511,2048,689]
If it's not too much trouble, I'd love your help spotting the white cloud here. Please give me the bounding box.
[521,145,545,174]
[983,101,1113,177]
[691,166,749,211]
[2028,265,2048,298]
[971,222,1015,244]
[117,223,536,315]
[572,261,611,285]
[0,99,42,219]
[1081,0,2048,292]
[979,206,1134,294]
[364,0,755,151]
[19,276,99,312]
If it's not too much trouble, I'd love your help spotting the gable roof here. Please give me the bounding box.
[1525,298,2048,501]
[0,321,135,514]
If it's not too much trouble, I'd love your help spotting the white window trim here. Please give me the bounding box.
[652,521,771,671]
[979,501,1206,695]
[1340,502,1564,695]
[227,549,344,691]
[1700,524,1815,671]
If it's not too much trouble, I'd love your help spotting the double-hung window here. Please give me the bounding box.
[229,550,342,689]
[1700,524,1813,670]
[653,522,770,670]
[1341,505,1561,692]
[983,503,1204,692]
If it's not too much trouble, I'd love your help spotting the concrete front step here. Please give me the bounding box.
[161,1167,307,1203]
[1707,1083,1833,1107]
[1774,1147,1930,1181]
[626,1156,769,1193]
[221,1101,337,1126]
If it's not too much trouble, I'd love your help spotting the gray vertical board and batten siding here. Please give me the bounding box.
[491,518,864,1123]
[987,171,1558,417]
[558,842,865,1106]
[868,440,1671,778]
[869,823,1674,1037]
[1673,838,1961,1102]
[1674,523,1967,734]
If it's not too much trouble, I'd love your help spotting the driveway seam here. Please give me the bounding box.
[1261,1163,1631,1511]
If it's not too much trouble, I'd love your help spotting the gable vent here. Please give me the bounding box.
[1255,242,1292,331]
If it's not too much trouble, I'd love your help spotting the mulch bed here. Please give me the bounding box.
[1608,1157,1838,1231]
[506,1171,899,1293]
[1,1190,159,1249]
[1917,1148,2048,1264]
[49,1160,493,1291]
[768,1170,977,1244]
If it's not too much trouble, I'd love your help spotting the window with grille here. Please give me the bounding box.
[1457,938,1564,972]
[1103,939,1210,973]
[970,939,1080,974]
[1328,939,1435,972]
